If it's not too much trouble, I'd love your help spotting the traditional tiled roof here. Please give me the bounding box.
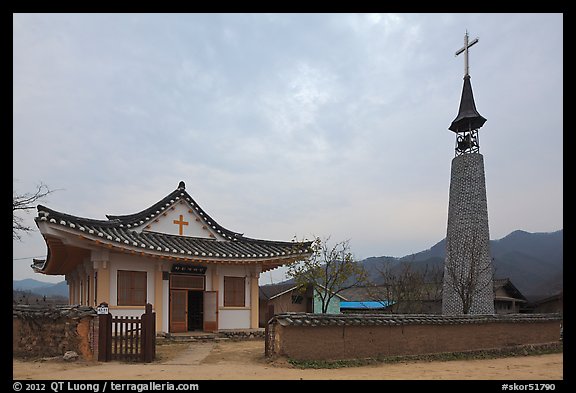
[34,181,311,273]
[13,304,96,319]
[532,291,563,306]
[259,282,348,301]
[105,181,242,240]
[259,282,298,300]
[270,312,563,327]
[494,278,528,302]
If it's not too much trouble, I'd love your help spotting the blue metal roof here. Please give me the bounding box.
[340,301,393,309]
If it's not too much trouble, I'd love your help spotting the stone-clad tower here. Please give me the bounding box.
[442,32,495,315]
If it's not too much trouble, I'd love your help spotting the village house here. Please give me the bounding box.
[339,284,442,314]
[531,291,563,314]
[32,181,311,334]
[339,277,529,315]
[258,282,346,327]
[493,278,528,314]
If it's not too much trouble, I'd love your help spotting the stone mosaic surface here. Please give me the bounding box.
[442,153,495,315]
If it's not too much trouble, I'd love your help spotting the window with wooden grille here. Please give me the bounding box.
[117,270,147,306]
[224,276,245,307]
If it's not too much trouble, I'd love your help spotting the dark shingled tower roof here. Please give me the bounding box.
[449,74,487,133]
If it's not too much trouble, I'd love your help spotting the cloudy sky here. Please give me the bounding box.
[13,13,563,284]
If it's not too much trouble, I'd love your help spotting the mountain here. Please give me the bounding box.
[15,230,562,303]
[13,278,54,291]
[364,229,563,301]
[13,279,69,299]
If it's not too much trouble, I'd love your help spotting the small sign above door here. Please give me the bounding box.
[171,264,207,275]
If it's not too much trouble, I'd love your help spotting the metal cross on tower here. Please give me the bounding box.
[455,30,479,77]
[449,30,486,156]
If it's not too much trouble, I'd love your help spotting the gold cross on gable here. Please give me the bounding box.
[173,214,189,235]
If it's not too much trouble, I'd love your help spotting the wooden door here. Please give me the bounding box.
[170,289,187,333]
[203,291,218,332]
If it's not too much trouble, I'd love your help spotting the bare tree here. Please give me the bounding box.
[287,236,368,314]
[13,182,56,240]
[368,260,443,313]
[422,264,444,310]
[365,261,396,312]
[444,231,494,314]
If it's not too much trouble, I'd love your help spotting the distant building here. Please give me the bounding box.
[340,277,528,315]
[340,301,394,313]
[532,291,563,314]
[339,284,442,314]
[259,283,346,327]
[493,278,528,314]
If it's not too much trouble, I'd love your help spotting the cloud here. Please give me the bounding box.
[13,13,563,285]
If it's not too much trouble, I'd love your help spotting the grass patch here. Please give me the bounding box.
[287,342,563,369]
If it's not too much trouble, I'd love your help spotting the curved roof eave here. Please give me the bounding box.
[33,181,312,275]
[35,215,312,274]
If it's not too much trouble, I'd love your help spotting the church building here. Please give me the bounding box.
[33,181,311,333]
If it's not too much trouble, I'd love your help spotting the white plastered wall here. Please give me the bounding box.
[217,265,254,330]
[162,277,169,332]
[108,253,157,318]
[105,253,259,330]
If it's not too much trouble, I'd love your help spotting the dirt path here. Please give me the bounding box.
[12,340,563,380]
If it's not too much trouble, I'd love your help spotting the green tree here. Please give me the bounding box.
[287,236,367,313]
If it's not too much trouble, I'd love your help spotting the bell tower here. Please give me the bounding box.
[442,31,495,315]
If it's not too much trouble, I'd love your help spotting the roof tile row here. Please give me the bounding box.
[35,181,311,264]
[271,312,563,327]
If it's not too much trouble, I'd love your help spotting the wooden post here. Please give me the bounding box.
[154,266,163,333]
[97,302,112,362]
[250,273,260,329]
[142,303,156,363]
[264,320,269,357]
[264,304,275,357]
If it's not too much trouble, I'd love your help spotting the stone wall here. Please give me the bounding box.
[267,313,562,361]
[13,304,98,360]
[218,329,265,340]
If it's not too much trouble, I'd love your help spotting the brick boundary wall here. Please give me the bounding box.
[13,305,99,360]
[267,313,563,361]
